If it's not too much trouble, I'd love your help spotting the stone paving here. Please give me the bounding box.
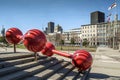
[89,47,120,80]
[0,47,29,53]
[0,47,86,80]
[0,47,120,80]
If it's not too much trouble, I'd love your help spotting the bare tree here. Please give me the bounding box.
[70,32,79,45]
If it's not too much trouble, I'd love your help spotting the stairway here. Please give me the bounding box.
[0,52,89,80]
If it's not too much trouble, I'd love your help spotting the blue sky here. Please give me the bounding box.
[0,0,119,33]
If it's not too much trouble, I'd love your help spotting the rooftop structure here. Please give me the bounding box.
[91,11,105,24]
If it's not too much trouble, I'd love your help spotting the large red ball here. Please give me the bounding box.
[5,28,23,44]
[23,29,47,52]
[72,50,93,71]
[41,42,55,56]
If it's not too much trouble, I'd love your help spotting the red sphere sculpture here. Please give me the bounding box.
[41,42,93,71]
[23,29,47,52]
[41,42,55,56]
[5,27,23,44]
[72,50,93,71]
[5,27,93,71]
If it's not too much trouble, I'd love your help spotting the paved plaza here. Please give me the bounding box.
[0,46,120,80]
[89,47,120,80]
[53,47,120,80]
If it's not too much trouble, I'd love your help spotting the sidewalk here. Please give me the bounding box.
[0,47,30,53]
[96,46,120,55]
[89,47,120,80]
[95,47,120,62]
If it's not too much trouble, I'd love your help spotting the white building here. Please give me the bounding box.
[81,24,97,46]
[81,20,120,47]
[63,28,82,45]
[54,24,63,33]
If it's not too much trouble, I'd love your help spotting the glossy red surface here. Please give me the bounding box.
[41,42,55,56]
[41,42,92,71]
[72,50,93,71]
[23,29,47,52]
[5,28,23,44]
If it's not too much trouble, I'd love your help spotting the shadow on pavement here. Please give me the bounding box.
[89,73,120,80]
[0,53,84,80]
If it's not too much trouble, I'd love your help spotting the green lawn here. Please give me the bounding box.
[11,44,96,52]
[8,44,26,49]
[55,46,96,52]
[16,44,26,49]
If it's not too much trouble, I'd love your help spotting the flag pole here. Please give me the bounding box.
[107,0,118,48]
[113,0,118,49]
[115,0,117,15]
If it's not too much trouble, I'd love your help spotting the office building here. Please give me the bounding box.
[81,19,120,48]
[47,22,54,33]
[91,11,105,24]
[54,24,63,33]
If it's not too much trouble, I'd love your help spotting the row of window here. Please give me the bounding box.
[82,25,96,29]
[82,33,107,37]
[82,29,106,33]
[97,33,106,36]
[82,38,106,42]
[82,34,96,37]
[82,30,95,33]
